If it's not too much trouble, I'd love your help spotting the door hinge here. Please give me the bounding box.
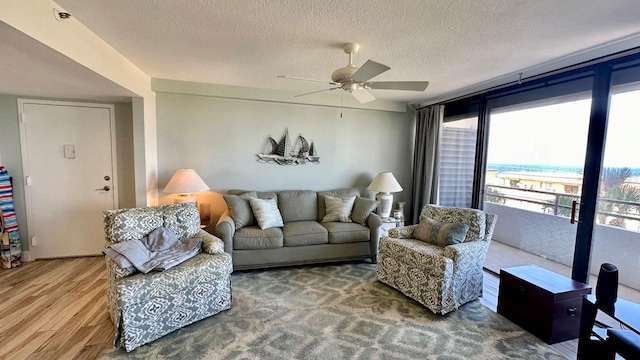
[25,175,32,187]
[31,236,37,247]
[19,112,26,124]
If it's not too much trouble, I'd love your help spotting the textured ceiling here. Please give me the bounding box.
[6,0,640,104]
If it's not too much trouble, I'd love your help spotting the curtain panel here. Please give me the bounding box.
[410,105,444,224]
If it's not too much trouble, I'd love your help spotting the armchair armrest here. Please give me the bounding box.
[388,225,417,239]
[197,229,224,255]
[442,240,490,272]
[215,210,235,255]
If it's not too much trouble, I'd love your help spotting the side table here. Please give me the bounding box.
[380,217,399,238]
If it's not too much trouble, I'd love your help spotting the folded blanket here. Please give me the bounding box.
[104,226,201,273]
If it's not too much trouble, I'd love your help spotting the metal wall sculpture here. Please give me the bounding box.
[257,128,320,165]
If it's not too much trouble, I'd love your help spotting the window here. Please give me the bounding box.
[438,117,477,207]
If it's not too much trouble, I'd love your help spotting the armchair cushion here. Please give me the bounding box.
[415,217,469,247]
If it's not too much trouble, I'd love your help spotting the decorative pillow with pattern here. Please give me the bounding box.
[322,195,356,223]
[414,217,470,247]
[249,197,284,229]
[420,205,486,242]
[351,197,379,226]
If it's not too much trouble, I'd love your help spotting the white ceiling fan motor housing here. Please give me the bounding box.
[331,43,361,88]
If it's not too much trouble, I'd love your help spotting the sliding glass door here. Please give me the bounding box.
[590,85,640,302]
[483,90,592,276]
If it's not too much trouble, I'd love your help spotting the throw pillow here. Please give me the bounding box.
[249,197,284,229]
[322,195,356,223]
[351,197,379,226]
[415,217,470,247]
[223,191,258,229]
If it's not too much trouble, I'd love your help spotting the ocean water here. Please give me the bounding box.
[487,163,640,177]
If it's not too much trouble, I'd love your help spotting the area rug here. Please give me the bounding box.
[99,262,565,360]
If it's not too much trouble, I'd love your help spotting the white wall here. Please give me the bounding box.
[154,82,415,226]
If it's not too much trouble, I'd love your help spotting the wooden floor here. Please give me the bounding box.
[0,257,113,360]
[0,256,580,360]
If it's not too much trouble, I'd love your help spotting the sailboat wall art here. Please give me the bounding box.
[257,128,320,165]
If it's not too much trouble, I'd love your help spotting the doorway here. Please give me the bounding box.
[18,99,117,259]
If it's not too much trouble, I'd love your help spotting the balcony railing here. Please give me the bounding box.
[486,184,640,226]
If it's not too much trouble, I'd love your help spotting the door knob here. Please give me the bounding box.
[95,185,111,191]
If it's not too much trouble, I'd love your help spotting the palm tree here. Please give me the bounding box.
[542,195,576,217]
[597,167,640,227]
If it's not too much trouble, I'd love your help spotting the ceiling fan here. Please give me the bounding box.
[278,43,429,103]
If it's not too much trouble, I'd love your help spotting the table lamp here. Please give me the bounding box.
[162,169,210,204]
[367,172,403,218]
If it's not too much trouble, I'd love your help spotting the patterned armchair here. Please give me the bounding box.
[103,203,232,352]
[377,204,497,315]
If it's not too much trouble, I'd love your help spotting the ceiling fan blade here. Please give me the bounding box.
[295,87,341,98]
[366,81,429,91]
[351,88,376,103]
[278,75,337,85]
[351,60,390,82]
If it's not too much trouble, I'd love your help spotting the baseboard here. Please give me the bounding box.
[21,251,32,262]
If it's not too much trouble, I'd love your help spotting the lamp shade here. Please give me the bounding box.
[162,169,210,194]
[367,172,403,193]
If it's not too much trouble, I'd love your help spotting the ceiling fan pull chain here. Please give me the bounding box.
[340,90,344,118]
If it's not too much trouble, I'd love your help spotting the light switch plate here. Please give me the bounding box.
[63,144,75,159]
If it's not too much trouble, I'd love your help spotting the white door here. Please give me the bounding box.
[19,100,118,259]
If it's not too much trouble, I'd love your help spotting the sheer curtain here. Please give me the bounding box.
[410,105,443,224]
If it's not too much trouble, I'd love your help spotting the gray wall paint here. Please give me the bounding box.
[155,92,415,225]
[114,102,136,208]
[0,96,136,252]
[0,95,27,250]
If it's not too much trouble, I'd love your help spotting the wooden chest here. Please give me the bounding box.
[497,265,592,344]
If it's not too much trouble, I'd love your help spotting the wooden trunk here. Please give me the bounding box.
[497,265,592,344]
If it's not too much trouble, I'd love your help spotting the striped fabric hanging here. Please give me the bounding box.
[0,165,22,269]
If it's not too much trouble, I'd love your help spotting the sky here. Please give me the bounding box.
[485,89,640,169]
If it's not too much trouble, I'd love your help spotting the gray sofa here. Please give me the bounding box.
[215,188,382,270]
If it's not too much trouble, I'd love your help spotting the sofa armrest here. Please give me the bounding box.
[367,213,382,262]
[198,229,224,255]
[388,224,417,239]
[215,210,235,255]
[442,240,490,273]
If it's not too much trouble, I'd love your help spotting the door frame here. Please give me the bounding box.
[17,98,119,259]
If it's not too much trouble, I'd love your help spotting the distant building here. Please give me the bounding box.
[496,171,582,194]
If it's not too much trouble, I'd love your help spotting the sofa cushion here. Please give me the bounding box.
[322,222,370,244]
[282,221,329,246]
[350,197,379,226]
[322,195,356,222]
[415,217,470,247]
[249,197,284,229]
[278,190,318,223]
[223,191,257,230]
[234,226,283,249]
[318,188,360,221]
